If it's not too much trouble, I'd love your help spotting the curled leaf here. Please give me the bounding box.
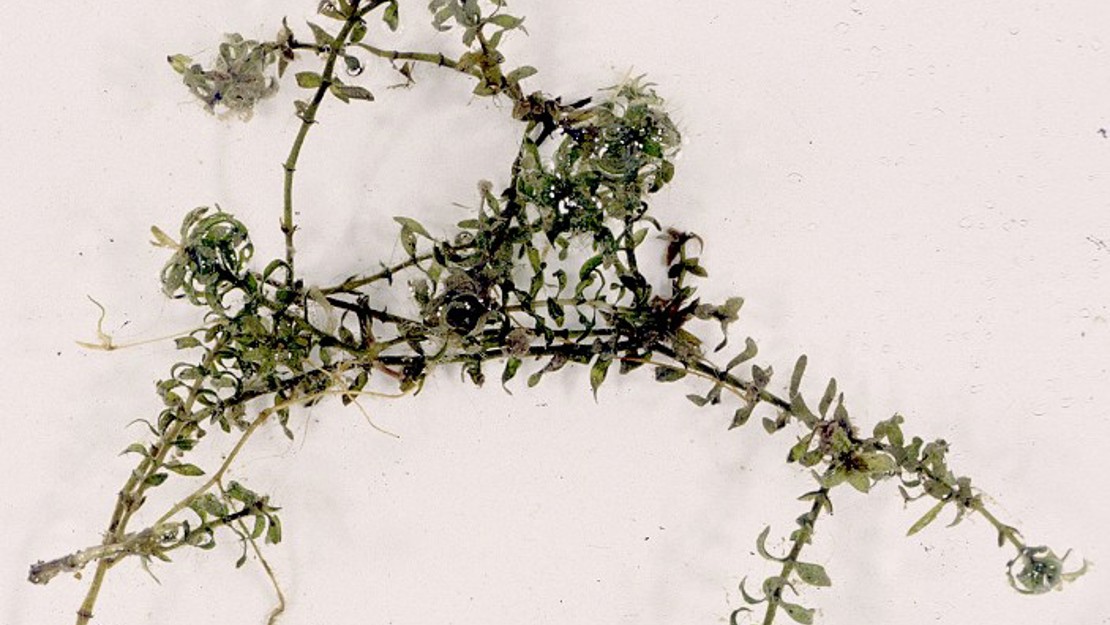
[756,526,786,562]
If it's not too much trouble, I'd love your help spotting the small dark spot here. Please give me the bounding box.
[1099,128,1108,138]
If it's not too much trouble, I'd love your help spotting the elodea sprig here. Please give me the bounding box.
[29,1,1086,624]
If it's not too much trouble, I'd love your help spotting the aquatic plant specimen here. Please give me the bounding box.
[28,1,1085,624]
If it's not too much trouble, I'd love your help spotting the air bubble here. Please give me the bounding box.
[344,55,364,76]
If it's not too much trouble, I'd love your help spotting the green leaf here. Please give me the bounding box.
[861,451,896,476]
[350,18,368,43]
[578,254,604,281]
[226,481,259,505]
[174,336,201,349]
[393,216,431,239]
[818,378,837,417]
[725,338,758,371]
[526,246,542,272]
[737,577,766,605]
[306,21,335,48]
[781,601,815,625]
[165,462,205,476]
[794,561,832,587]
[296,71,323,89]
[589,357,611,399]
[750,364,777,388]
[730,608,753,625]
[546,297,565,326]
[167,54,192,74]
[762,415,783,434]
[331,83,374,102]
[251,514,266,539]
[846,471,871,493]
[120,443,150,458]
[487,14,524,29]
[501,356,521,391]
[506,65,538,83]
[266,515,283,544]
[383,0,400,31]
[686,393,709,407]
[144,472,169,487]
[194,493,228,517]
[730,402,755,430]
[756,526,786,562]
[653,366,686,382]
[906,499,948,536]
[787,435,811,463]
[789,354,807,397]
[789,394,818,427]
[318,2,345,19]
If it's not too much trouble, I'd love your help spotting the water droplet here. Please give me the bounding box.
[1019,219,1028,227]
[835,21,851,35]
[907,66,917,77]
[1080,307,1091,318]
[985,201,996,210]
[1009,27,1021,35]
[1061,396,1073,409]
[870,45,883,56]
[787,172,804,183]
[959,216,973,229]
[970,384,983,394]
[805,222,817,231]
[344,55,364,76]
[926,64,937,75]
[881,343,892,354]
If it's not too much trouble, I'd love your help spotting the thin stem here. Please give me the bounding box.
[972,500,1025,552]
[154,409,272,527]
[281,8,367,278]
[354,43,473,77]
[73,342,225,625]
[760,488,829,625]
[320,241,476,295]
[652,342,791,412]
[219,480,286,625]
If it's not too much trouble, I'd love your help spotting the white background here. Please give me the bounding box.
[2,1,1109,624]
